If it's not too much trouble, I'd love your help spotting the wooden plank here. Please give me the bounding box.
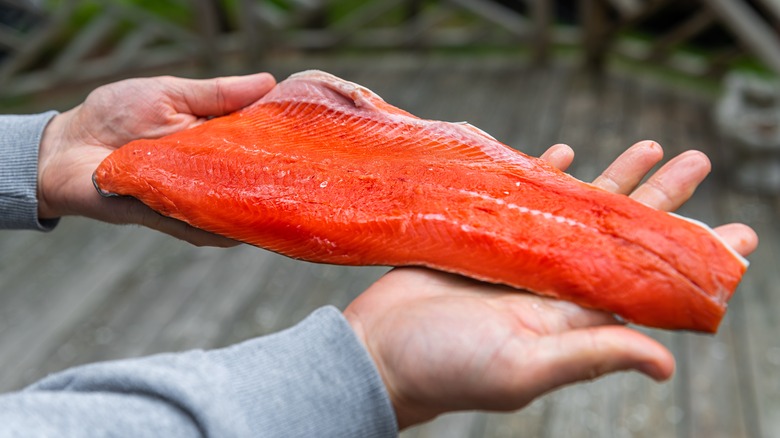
[269,0,511,52]
[245,0,289,29]
[666,96,750,438]
[291,26,525,49]
[445,0,529,37]
[110,25,159,68]
[612,35,716,78]
[396,6,459,49]
[479,400,547,437]
[193,0,221,70]
[0,23,23,50]
[646,10,717,62]
[531,0,553,64]
[24,236,254,378]
[0,0,46,38]
[580,0,612,71]
[504,64,572,155]
[51,12,118,77]
[0,0,47,9]
[721,192,780,438]
[0,0,74,84]
[412,412,485,438]
[3,43,206,98]
[0,219,162,391]
[329,0,408,34]
[705,47,745,78]
[235,0,264,69]
[704,0,780,74]
[119,248,286,355]
[752,0,780,24]
[107,1,200,46]
[606,0,643,16]
[552,69,602,180]
[714,109,778,438]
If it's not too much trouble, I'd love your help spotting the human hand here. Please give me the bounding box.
[37,73,276,246]
[344,140,758,429]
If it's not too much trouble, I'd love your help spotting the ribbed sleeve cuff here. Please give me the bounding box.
[0,111,60,230]
[211,306,399,437]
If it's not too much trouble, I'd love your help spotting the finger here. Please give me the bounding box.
[592,140,664,194]
[715,223,759,257]
[517,326,675,399]
[156,218,241,248]
[174,72,277,117]
[629,150,711,211]
[539,144,575,171]
[100,197,240,248]
[136,207,240,248]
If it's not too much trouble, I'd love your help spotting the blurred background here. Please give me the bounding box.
[1,1,779,437]
[1,1,779,97]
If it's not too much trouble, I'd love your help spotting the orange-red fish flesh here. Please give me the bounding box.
[93,70,748,332]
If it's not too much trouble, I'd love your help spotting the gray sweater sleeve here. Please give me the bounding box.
[0,306,398,437]
[0,112,60,230]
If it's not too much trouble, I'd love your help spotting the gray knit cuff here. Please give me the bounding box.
[212,306,399,437]
[0,111,60,230]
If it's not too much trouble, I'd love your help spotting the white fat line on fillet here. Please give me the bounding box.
[414,213,505,244]
[455,189,595,231]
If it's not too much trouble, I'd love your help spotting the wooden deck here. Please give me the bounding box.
[1,54,778,437]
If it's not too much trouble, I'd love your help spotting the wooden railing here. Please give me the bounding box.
[582,0,780,78]
[1,0,780,100]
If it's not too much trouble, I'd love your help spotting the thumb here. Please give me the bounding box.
[172,72,277,117]
[520,326,675,396]
[95,196,240,248]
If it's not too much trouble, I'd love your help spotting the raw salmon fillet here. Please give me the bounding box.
[93,70,748,332]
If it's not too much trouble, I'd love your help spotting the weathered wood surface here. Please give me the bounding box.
[0,54,776,437]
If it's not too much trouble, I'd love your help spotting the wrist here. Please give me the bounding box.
[37,110,72,219]
[343,308,436,430]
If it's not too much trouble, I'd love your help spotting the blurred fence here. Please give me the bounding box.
[1,0,780,100]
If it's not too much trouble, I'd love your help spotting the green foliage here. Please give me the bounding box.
[42,0,192,27]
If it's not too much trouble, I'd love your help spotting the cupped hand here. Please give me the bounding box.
[344,140,758,429]
[37,73,276,246]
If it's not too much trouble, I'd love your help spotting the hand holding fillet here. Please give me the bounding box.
[93,70,749,332]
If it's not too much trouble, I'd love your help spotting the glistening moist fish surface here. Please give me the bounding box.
[93,70,749,333]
